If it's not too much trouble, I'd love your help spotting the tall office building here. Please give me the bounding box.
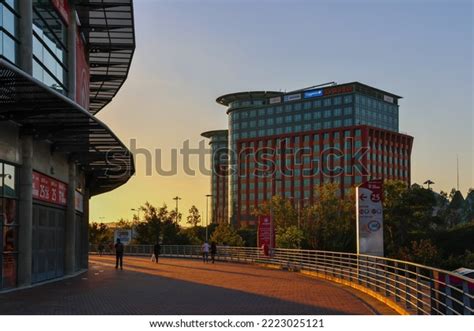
[0,0,135,289]
[201,130,229,224]
[203,82,413,227]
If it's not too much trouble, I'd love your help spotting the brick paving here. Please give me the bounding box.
[0,255,397,315]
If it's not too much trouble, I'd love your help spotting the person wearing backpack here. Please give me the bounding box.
[114,238,124,270]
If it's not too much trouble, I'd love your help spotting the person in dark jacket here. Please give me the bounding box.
[153,242,161,263]
[210,242,217,264]
[114,238,124,269]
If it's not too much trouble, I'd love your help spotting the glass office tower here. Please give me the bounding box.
[207,82,413,227]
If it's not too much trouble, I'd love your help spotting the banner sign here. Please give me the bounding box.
[383,95,394,103]
[323,85,353,96]
[356,179,384,256]
[32,171,67,206]
[283,93,301,102]
[257,215,274,255]
[304,89,323,98]
[269,96,282,104]
[51,0,71,25]
[114,229,132,245]
[76,32,90,110]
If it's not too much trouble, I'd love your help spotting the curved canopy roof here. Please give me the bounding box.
[216,91,283,107]
[201,130,228,139]
[0,59,134,196]
[75,0,135,115]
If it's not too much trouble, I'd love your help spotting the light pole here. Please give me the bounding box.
[173,196,181,223]
[270,177,282,250]
[205,194,212,242]
[293,197,310,231]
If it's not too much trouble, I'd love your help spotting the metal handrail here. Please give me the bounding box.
[89,244,473,315]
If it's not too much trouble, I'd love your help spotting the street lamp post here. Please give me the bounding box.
[172,196,181,224]
[205,194,212,242]
[270,177,282,250]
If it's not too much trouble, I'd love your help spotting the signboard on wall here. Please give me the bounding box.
[32,171,67,206]
[75,191,84,213]
[269,96,281,104]
[51,0,71,25]
[323,85,354,96]
[283,93,301,102]
[304,89,323,98]
[356,179,384,256]
[257,215,274,255]
[76,32,90,110]
[114,229,132,245]
[383,95,394,103]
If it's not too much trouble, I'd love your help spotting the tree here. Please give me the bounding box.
[210,223,244,246]
[304,183,355,252]
[89,222,111,244]
[252,195,297,231]
[186,205,201,227]
[276,225,305,249]
[397,239,440,266]
[383,181,440,256]
[133,202,162,244]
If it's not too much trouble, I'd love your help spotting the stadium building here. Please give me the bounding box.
[0,0,135,289]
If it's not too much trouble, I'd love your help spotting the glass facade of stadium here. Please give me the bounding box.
[203,82,413,227]
[0,0,135,290]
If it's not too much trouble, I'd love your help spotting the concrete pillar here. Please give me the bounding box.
[65,161,76,275]
[18,0,33,74]
[67,4,77,99]
[82,187,90,269]
[17,135,33,287]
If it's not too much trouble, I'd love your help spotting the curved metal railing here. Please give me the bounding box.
[89,244,473,315]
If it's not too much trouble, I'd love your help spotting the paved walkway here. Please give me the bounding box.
[0,255,397,315]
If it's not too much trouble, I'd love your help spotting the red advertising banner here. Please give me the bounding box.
[257,215,274,256]
[323,85,354,96]
[51,0,71,25]
[76,32,90,109]
[32,171,67,206]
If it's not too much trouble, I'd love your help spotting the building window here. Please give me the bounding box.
[0,161,19,290]
[344,95,353,103]
[32,0,68,94]
[0,0,19,64]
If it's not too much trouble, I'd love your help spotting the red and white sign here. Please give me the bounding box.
[32,171,67,206]
[258,215,274,255]
[51,0,71,25]
[356,179,384,256]
[76,32,90,109]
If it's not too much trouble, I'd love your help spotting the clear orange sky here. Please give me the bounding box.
[91,0,473,224]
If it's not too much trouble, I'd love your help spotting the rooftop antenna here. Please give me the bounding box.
[456,154,460,191]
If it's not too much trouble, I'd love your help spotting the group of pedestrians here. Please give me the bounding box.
[201,241,217,263]
[108,238,222,270]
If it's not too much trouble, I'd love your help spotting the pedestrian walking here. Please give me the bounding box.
[114,238,124,269]
[201,241,210,263]
[98,242,104,256]
[153,242,161,263]
[210,241,217,264]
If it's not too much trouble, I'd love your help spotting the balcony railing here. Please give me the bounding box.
[89,244,473,315]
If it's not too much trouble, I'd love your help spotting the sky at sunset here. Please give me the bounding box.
[91,0,473,225]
